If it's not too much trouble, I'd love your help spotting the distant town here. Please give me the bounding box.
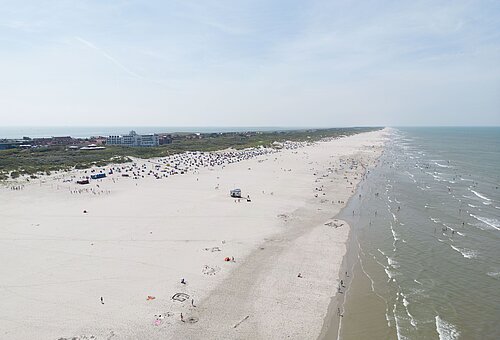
[0,127,380,181]
[0,130,260,150]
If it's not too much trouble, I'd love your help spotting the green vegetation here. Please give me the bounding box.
[0,127,381,180]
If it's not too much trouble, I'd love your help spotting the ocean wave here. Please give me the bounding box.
[469,189,491,202]
[430,217,441,224]
[450,244,478,259]
[401,295,417,328]
[391,212,398,222]
[434,162,452,168]
[393,301,408,340]
[385,312,392,328]
[426,172,445,182]
[470,214,500,231]
[385,267,398,281]
[390,224,400,241]
[388,257,400,268]
[435,316,460,340]
[487,272,500,279]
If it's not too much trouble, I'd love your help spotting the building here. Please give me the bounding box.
[0,142,20,150]
[106,130,159,147]
[158,134,173,145]
[31,136,75,146]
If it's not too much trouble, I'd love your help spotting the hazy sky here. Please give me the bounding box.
[1,0,499,127]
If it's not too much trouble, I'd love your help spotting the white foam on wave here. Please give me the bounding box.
[391,212,398,222]
[385,312,392,328]
[435,315,460,340]
[469,189,491,202]
[385,267,398,281]
[430,217,441,224]
[388,257,400,268]
[467,203,478,208]
[377,248,387,256]
[487,271,500,279]
[390,223,400,245]
[393,300,408,340]
[434,162,452,168]
[401,295,417,328]
[426,172,445,182]
[470,214,500,231]
[450,244,478,259]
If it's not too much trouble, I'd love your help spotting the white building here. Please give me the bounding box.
[106,130,159,147]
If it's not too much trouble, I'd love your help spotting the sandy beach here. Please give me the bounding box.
[0,129,386,340]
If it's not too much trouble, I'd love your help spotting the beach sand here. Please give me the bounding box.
[0,129,386,339]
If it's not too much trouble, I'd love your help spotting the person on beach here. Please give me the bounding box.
[100,297,104,305]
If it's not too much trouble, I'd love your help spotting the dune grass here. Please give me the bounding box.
[0,127,381,179]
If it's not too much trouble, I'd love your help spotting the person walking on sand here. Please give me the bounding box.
[100,297,104,305]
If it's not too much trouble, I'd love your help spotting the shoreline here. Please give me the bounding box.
[0,130,386,339]
[319,132,391,340]
[318,178,377,340]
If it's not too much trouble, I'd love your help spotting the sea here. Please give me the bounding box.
[326,127,500,340]
[0,126,302,139]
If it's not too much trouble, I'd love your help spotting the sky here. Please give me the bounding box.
[0,0,499,127]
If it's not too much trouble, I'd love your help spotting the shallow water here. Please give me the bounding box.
[336,127,500,339]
